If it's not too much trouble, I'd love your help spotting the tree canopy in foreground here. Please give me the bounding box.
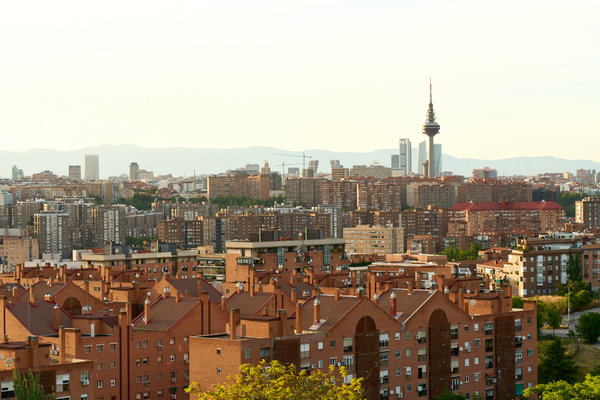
[524,373,600,399]
[185,360,363,400]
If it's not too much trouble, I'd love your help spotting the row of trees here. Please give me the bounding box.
[442,242,482,262]
[115,193,286,211]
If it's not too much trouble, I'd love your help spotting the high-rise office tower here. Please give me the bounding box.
[399,138,412,176]
[422,80,440,178]
[391,155,400,169]
[84,154,99,181]
[418,141,427,176]
[68,165,81,180]
[433,144,442,177]
[129,162,139,180]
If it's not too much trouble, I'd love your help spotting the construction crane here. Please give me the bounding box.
[275,152,313,172]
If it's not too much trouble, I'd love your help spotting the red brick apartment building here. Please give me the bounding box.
[190,283,537,400]
[448,201,565,241]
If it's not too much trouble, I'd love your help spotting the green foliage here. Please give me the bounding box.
[566,251,583,282]
[434,389,465,399]
[120,193,156,210]
[576,312,600,344]
[186,360,363,400]
[558,192,586,218]
[537,301,549,331]
[13,369,53,400]
[443,243,482,262]
[91,195,103,205]
[546,306,563,335]
[538,338,579,384]
[513,297,524,309]
[208,195,284,209]
[125,236,157,247]
[524,373,600,399]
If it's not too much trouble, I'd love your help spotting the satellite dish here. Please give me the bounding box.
[522,336,526,340]
[459,346,464,351]
[466,289,471,294]
[135,273,140,278]
[470,299,476,306]
[417,386,422,392]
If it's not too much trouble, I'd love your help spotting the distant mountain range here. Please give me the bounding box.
[1,145,599,179]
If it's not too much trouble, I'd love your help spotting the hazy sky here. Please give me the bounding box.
[1,0,598,160]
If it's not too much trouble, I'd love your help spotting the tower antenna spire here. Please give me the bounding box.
[429,78,432,104]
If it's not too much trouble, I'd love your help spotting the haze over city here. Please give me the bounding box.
[1,0,599,160]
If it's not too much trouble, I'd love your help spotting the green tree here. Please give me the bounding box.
[576,312,600,344]
[13,369,53,400]
[185,360,363,400]
[538,338,579,384]
[512,297,524,309]
[546,306,563,335]
[566,251,582,282]
[524,373,600,399]
[434,389,465,399]
[537,300,549,331]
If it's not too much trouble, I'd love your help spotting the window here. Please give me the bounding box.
[110,361,117,369]
[406,331,411,339]
[97,380,103,388]
[379,333,389,348]
[451,360,459,374]
[216,348,221,354]
[318,341,323,350]
[450,326,459,340]
[343,356,354,372]
[485,355,494,369]
[170,372,176,383]
[260,348,271,361]
[451,343,459,357]
[474,373,480,382]
[110,379,116,387]
[407,384,412,392]
[157,355,163,363]
[515,319,522,332]
[516,367,523,381]
[97,363,104,371]
[170,338,175,345]
[136,341,142,349]
[110,342,117,351]
[217,368,221,374]
[157,373,163,381]
[451,376,459,390]
[405,367,412,379]
[527,349,535,357]
[379,352,388,367]
[464,324,469,332]
[395,350,401,358]
[474,339,480,348]
[465,358,470,367]
[183,336,189,344]
[417,330,427,343]
[406,348,411,357]
[300,343,310,359]
[330,340,336,348]
[170,355,175,362]
[474,323,479,331]
[465,375,470,383]
[318,360,324,368]
[330,357,337,366]
[417,348,427,362]
[474,357,479,365]
[84,345,92,354]
[395,368,401,376]
[395,332,400,340]
[343,338,353,353]
[97,344,104,352]
[418,365,427,379]
[245,349,252,359]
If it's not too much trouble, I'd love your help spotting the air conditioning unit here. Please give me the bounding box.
[157,345,163,350]
[397,393,403,399]
[415,335,420,340]
[81,380,89,386]
[171,378,176,383]
[145,381,150,387]
[171,395,177,400]
[311,364,316,369]
[466,347,471,353]
[184,360,190,365]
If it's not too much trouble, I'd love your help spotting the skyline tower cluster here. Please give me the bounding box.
[393,81,442,178]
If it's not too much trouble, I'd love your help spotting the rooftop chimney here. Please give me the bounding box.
[277,309,287,336]
[221,295,227,310]
[335,289,340,301]
[29,285,36,306]
[53,305,60,331]
[408,284,413,295]
[175,291,181,303]
[144,297,151,325]
[390,291,397,316]
[291,288,297,303]
[313,296,321,325]
[229,308,240,340]
[295,301,303,334]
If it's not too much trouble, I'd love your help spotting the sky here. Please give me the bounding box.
[1,0,599,160]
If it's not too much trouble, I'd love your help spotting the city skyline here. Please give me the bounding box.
[1,1,598,160]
